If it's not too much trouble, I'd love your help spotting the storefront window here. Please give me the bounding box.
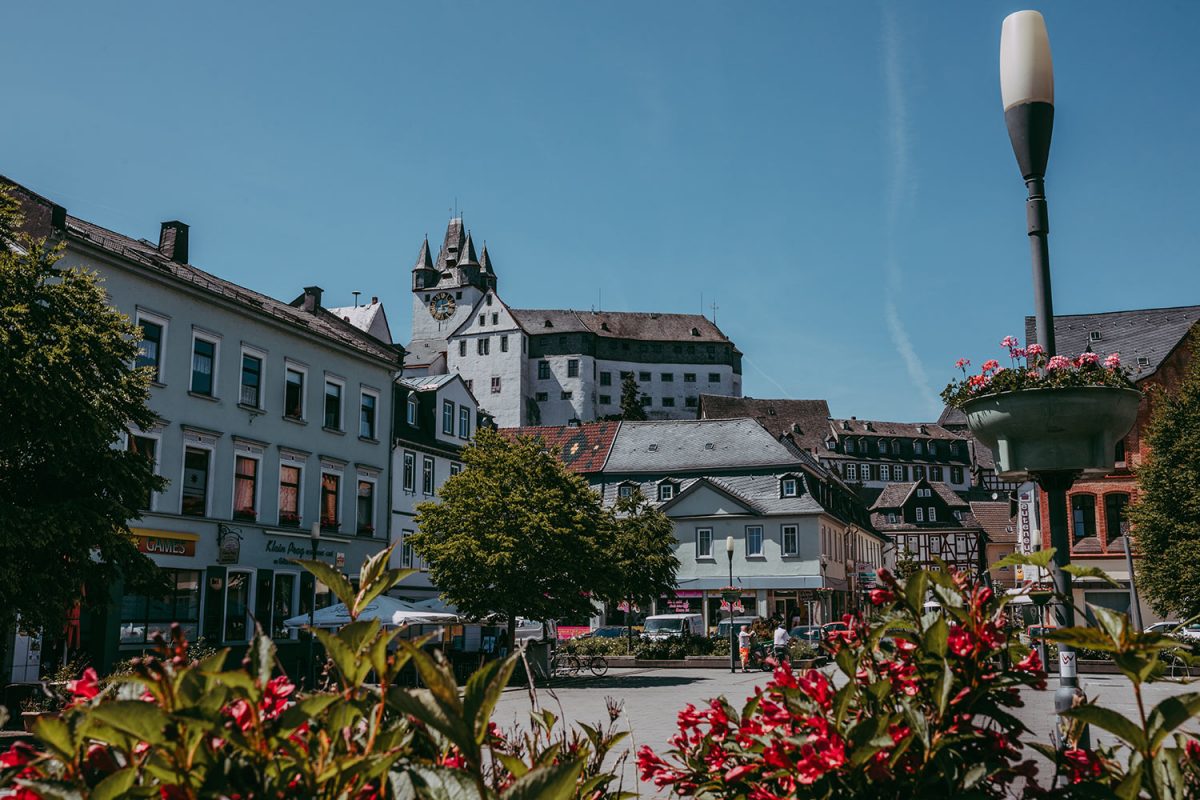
[119,569,200,645]
[225,571,252,642]
[272,573,297,639]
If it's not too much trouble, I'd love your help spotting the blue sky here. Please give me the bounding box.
[5,2,1198,421]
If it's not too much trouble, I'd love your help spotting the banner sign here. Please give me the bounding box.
[130,529,197,558]
[1018,489,1034,582]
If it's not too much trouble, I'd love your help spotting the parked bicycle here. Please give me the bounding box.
[577,653,609,677]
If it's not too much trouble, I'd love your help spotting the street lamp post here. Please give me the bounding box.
[308,521,320,689]
[726,536,736,674]
[1000,10,1087,748]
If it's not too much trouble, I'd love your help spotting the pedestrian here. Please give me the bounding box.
[773,620,790,664]
[738,625,752,672]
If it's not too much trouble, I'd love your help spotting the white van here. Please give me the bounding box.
[515,618,558,641]
[642,613,704,640]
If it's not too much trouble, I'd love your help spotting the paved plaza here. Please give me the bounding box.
[492,666,1200,797]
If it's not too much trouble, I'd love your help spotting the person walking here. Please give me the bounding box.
[738,625,752,672]
[772,621,790,665]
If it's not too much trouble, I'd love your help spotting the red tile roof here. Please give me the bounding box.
[500,421,620,474]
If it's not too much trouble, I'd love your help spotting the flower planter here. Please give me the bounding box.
[962,387,1141,479]
[21,710,55,732]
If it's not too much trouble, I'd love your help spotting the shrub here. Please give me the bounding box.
[562,636,634,657]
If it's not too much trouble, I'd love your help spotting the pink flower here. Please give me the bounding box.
[955,358,971,369]
[1105,353,1121,369]
[1000,336,1019,349]
[1047,355,1071,371]
[1026,343,1045,357]
[1077,352,1100,367]
[869,589,895,606]
[1011,347,1027,358]
[66,667,100,705]
[982,359,1000,372]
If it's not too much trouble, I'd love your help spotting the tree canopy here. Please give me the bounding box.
[619,374,647,421]
[0,190,165,634]
[411,428,613,646]
[1131,335,1200,619]
[599,489,679,610]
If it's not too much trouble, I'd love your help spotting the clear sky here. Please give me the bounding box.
[5,2,1198,421]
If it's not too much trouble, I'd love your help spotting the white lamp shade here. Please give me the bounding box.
[725,535,735,554]
[1000,10,1054,110]
[310,521,321,540]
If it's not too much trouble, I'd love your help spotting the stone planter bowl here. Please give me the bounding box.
[962,387,1141,480]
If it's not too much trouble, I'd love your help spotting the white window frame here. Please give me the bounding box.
[745,525,763,557]
[270,570,301,640]
[401,530,415,568]
[928,507,937,522]
[442,399,455,435]
[323,375,346,431]
[402,451,416,493]
[355,472,379,536]
[696,527,714,559]
[781,478,798,497]
[126,429,163,512]
[278,451,306,527]
[491,376,501,394]
[224,568,255,644]
[284,361,307,421]
[359,388,380,440]
[406,395,418,426]
[781,524,798,556]
[320,464,344,531]
[238,344,267,410]
[189,329,221,398]
[845,463,858,480]
[915,508,925,522]
[879,464,890,481]
[134,307,169,384]
[422,455,435,495]
[230,441,264,522]
[180,429,218,518]
[449,462,462,477]
[658,482,675,502]
[617,484,634,498]
[458,406,470,439]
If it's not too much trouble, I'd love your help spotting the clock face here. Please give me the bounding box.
[429,292,456,320]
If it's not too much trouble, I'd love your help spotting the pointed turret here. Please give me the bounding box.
[411,236,438,290]
[435,217,466,270]
[479,244,498,291]
[458,232,480,267]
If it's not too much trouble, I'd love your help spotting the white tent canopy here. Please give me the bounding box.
[283,596,459,630]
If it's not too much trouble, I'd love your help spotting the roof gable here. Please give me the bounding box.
[604,418,802,473]
[1025,305,1200,379]
[697,396,831,452]
[660,478,760,517]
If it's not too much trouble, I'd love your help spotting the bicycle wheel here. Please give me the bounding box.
[589,655,608,677]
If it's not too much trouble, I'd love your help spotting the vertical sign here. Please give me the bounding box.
[1017,488,1034,583]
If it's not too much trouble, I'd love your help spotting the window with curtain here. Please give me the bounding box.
[278,464,301,526]
[191,338,215,395]
[234,456,258,520]
[284,368,304,419]
[321,473,340,528]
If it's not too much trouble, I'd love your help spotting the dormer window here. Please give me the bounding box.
[825,437,836,451]
[406,396,418,426]
[657,481,677,502]
[1089,331,1102,341]
[846,439,856,453]
[915,508,925,522]
[544,320,553,328]
[879,439,889,454]
[781,477,798,497]
[617,483,635,499]
[914,441,924,455]
[887,513,898,524]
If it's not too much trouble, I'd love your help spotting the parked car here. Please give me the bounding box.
[789,625,823,642]
[1144,621,1182,635]
[714,616,759,640]
[578,626,630,639]
[514,618,558,641]
[642,613,704,640]
[1020,625,1057,647]
[821,622,849,639]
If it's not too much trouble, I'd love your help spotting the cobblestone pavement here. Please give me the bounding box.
[491,666,1200,798]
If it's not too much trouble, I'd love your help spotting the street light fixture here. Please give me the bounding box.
[726,536,736,674]
[308,521,321,689]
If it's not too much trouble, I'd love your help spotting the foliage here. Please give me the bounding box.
[1130,333,1200,620]
[412,428,613,648]
[562,637,634,657]
[942,335,1135,408]
[0,189,166,635]
[893,548,920,581]
[618,374,647,421]
[18,657,94,714]
[599,489,680,616]
[0,546,633,800]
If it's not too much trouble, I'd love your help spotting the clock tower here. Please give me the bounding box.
[409,217,497,348]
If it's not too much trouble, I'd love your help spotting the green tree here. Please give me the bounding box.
[894,548,920,581]
[601,489,680,652]
[1131,335,1200,619]
[619,374,647,421]
[411,428,613,648]
[0,190,165,637]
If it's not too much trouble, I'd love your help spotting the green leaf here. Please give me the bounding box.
[1090,605,1130,646]
[387,688,475,759]
[294,558,356,609]
[313,627,364,684]
[91,767,137,800]
[904,571,928,615]
[248,629,276,683]
[992,548,1056,571]
[1063,564,1121,587]
[1063,704,1147,750]
[31,715,76,759]
[463,655,517,744]
[340,618,383,654]
[924,615,948,658]
[1147,692,1200,749]
[934,659,953,716]
[1113,651,1164,685]
[89,701,171,746]
[502,759,583,800]
[276,694,338,735]
[406,765,482,800]
[1045,626,1121,652]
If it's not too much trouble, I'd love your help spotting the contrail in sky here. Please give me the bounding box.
[882,9,939,418]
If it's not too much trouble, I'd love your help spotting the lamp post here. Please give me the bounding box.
[1000,10,1087,748]
[308,521,320,689]
[726,536,736,674]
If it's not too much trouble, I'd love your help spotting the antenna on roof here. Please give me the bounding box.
[710,301,719,324]
[352,291,361,308]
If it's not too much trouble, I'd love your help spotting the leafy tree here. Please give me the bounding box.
[893,548,920,581]
[0,189,165,637]
[1131,334,1200,619]
[411,428,613,648]
[601,489,680,652]
[619,374,647,421]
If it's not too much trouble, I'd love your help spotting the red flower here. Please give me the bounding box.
[66,667,100,705]
[982,359,1000,372]
[160,786,190,800]
[724,764,756,782]
[947,624,974,658]
[1062,748,1104,783]
[797,669,834,710]
[869,588,894,606]
[1187,738,1200,760]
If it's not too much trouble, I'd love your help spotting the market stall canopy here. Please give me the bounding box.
[284,596,459,630]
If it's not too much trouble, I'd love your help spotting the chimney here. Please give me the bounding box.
[371,296,378,304]
[302,286,323,313]
[159,221,189,263]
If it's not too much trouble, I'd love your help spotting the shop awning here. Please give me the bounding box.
[283,596,459,630]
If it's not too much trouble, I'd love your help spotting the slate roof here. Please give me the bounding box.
[969,501,1017,544]
[697,395,832,452]
[399,375,459,391]
[1024,305,1200,380]
[937,406,967,429]
[829,419,963,441]
[509,309,734,345]
[599,473,827,517]
[327,300,391,343]
[501,421,620,474]
[604,418,802,473]
[435,218,466,270]
[403,338,447,367]
[61,215,400,366]
[870,481,968,510]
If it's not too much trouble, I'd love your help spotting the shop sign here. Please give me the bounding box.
[674,590,704,599]
[217,524,242,565]
[265,538,340,566]
[335,552,346,569]
[1017,491,1034,582]
[130,529,197,558]
[664,598,694,613]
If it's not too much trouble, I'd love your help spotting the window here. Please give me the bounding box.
[950,466,964,484]
[879,464,890,481]
[928,507,937,522]
[1115,439,1127,464]
[696,528,713,558]
[600,372,612,386]
[191,337,216,396]
[458,341,467,357]
[620,371,633,380]
[662,397,675,407]
[485,295,492,306]
[225,570,251,643]
[561,390,573,400]
[638,371,651,382]
[127,435,157,509]
[181,447,210,516]
[279,464,301,526]
[233,455,259,520]
[917,488,931,498]
[950,441,960,456]
[535,392,548,402]
[271,574,297,639]
[458,406,470,438]
[422,456,434,494]
[240,353,263,408]
[661,373,674,382]
[491,313,499,325]
[894,465,907,481]
[708,372,720,383]
[746,526,763,556]
[477,337,490,356]
[500,334,508,352]
[684,373,697,383]
[782,525,798,556]
[1104,493,1130,544]
[618,484,634,498]
[479,314,485,326]
[538,361,550,380]
[928,442,939,458]
[136,318,164,382]
[879,440,889,454]
[406,396,418,426]
[356,479,375,535]
[491,377,501,394]
[658,482,675,501]
[449,463,462,476]
[914,441,924,455]
[887,513,898,524]
[930,466,944,482]
[915,508,924,522]
[845,439,856,453]
[402,452,415,492]
[285,367,305,420]
[599,394,612,404]
[781,478,797,497]
[860,464,872,481]
[640,395,652,407]
[913,465,926,480]
[324,381,342,430]
[567,359,579,377]
[1071,494,1096,540]
[360,391,377,439]
[465,379,473,392]
[321,472,341,528]
[442,400,455,434]
[120,569,200,645]
[845,463,858,480]
[400,530,415,569]
[685,396,697,408]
